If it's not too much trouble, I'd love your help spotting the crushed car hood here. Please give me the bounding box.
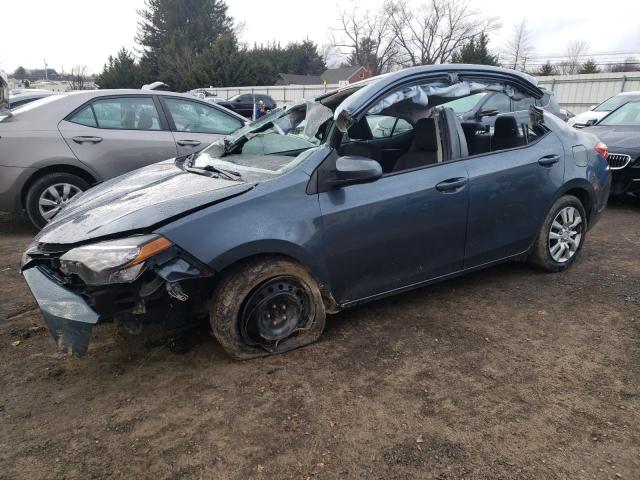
[35,159,254,245]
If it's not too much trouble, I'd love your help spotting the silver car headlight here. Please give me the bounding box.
[59,234,173,285]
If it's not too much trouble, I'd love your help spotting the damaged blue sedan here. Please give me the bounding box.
[21,65,611,359]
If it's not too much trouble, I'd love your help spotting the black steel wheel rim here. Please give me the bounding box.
[240,276,315,350]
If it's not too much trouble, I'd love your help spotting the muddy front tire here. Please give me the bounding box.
[210,257,326,360]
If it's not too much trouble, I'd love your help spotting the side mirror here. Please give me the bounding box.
[477,108,499,119]
[585,118,598,126]
[332,156,382,187]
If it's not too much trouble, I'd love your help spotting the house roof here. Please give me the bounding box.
[278,66,367,86]
[321,66,365,84]
[278,73,322,85]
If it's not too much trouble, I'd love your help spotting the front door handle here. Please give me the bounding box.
[538,154,560,166]
[436,177,467,192]
[72,136,102,144]
[177,139,202,147]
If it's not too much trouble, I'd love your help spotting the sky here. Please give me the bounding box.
[0,0,638,75]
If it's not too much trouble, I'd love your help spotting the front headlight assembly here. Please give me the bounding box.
[59,234,173,285]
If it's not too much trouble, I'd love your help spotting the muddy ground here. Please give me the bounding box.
[0,200,638,480]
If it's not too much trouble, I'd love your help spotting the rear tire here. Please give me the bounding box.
[25,173,89,229]
[529,195,587,272]
[210,257,326,360]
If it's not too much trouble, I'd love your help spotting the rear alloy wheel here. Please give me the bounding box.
[548,206,583,263]
[210,257,326,360]
[25,173,89,229]
[529,195,587,272]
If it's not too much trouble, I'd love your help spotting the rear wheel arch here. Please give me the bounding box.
[556,181,596,224]
[20,164,98,210]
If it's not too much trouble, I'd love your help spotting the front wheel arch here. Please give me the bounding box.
[209,255,328,359]
[212,252,338,314]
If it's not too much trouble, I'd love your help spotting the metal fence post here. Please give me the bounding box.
[621,75,627,93]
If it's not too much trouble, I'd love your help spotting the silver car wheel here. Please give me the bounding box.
[38,183,83,221]
[548,206,583,263]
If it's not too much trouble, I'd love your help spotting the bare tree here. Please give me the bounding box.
[69,65,89,90]
[330,6,398,75]
[559,40,589,74]
[503,19,534,70]
[385,0,499,66]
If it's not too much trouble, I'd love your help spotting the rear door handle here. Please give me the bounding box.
[538,154,560,166]
[436,177,467,192]
[177,139,202,147]
[72,136,102,144]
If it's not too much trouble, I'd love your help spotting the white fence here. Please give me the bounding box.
[207,72,640,114]
[537,72,640,113]
[207,85,339,105]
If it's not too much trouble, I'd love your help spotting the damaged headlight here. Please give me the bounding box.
[59,234,173,285]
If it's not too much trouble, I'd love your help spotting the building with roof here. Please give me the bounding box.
[276,66,372,86]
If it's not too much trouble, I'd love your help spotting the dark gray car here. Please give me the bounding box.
[0,89,247,227]
[21,65,611,360]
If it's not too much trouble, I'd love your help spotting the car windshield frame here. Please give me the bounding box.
[597,100,640,126]
[191,100,331,181]
[594,95,635,112]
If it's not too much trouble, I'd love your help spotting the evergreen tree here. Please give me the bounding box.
[537,60,556,76]
[13,66,26,80]
[192,33,255,87]
[451,33,499,66]
[578,59,600,74]
[95,48,140,88]
[136,0,234,86]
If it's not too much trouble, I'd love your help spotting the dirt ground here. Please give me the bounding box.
[0,200,638,480]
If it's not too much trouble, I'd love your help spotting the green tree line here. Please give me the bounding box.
[96,0,325,90]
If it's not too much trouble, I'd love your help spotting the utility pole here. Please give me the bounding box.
[44,59,48,80]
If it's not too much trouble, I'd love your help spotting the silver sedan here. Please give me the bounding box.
[0,89,247,227]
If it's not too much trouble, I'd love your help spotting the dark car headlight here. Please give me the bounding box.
[59,234,173,285]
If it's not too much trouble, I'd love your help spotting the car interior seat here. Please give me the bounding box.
[137,109,154,130]
[392,118,438,172]
[492,115,524,151]
[122,108,136,129]
[340,117,377,160]
[461,121,490,155]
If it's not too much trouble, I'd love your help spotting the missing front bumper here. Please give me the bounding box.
[22,267,99,357]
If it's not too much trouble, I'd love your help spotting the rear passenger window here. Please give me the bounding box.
[91,97,161,130]
[69,105,97,127]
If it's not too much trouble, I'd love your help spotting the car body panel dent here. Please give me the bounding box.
[35,160,255,245]
[156,168,332,290]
